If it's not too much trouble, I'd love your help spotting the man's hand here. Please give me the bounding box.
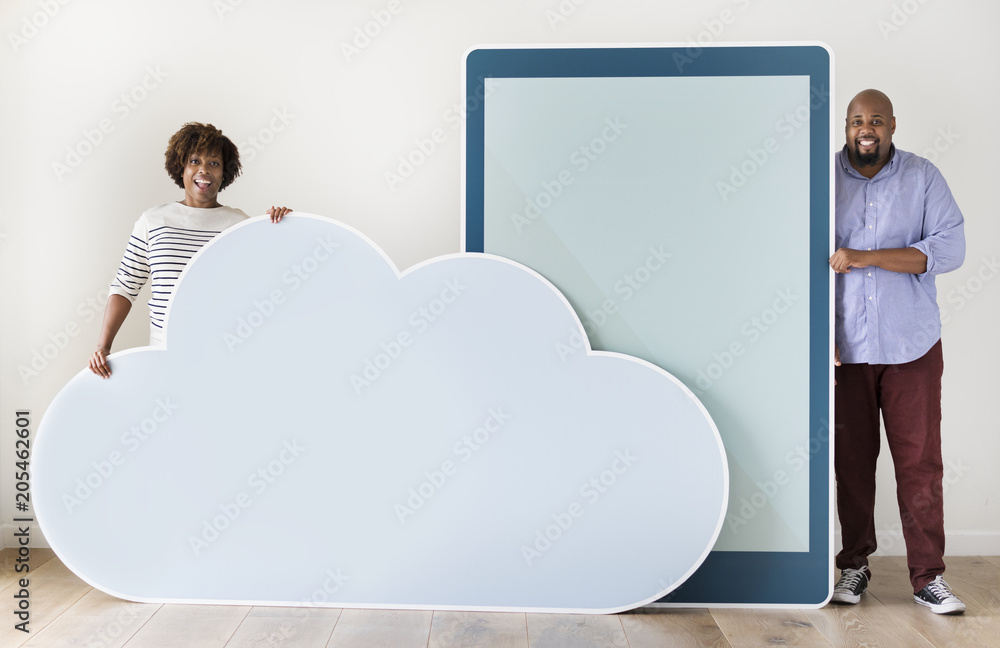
[89,347,112,379]
[268,206,293,223]
[829,248,868,274]
[829,246,928,274]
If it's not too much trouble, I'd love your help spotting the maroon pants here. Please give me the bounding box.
[834,339,945,593]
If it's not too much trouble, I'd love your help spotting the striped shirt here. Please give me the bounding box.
[110,202,249,346]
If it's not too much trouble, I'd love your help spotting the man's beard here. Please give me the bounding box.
[854,141,880,166]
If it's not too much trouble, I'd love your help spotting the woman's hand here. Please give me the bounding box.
[87,294,132,378]
[89,347,112,379]
[268,206,293,223]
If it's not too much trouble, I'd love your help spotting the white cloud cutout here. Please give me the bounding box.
[34,214,727,613]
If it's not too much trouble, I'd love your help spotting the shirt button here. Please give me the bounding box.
[869,202,874,206]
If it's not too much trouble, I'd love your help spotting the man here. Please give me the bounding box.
[829,89,966,614]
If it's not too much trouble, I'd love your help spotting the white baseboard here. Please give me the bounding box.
[869,530,1000,557]
[1,522,50,550]
[7,523,999,557]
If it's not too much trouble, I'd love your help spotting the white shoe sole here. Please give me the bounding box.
[913,595,966,614]
[831,591,863,605]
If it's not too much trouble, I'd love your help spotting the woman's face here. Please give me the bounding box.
[181,149,225,208]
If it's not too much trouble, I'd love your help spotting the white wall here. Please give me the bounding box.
[1,0,997,556]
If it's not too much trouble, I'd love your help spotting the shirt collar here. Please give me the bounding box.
[840,144,898,180]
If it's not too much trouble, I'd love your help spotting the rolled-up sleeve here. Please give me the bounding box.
[911,164,965,276]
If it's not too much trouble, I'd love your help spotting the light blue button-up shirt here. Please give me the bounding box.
[835,145,965,365]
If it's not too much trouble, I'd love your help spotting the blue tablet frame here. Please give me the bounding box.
[463,44,833,606]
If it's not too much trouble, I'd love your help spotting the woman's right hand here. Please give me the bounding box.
[88,294,133,379]
[89,347,112,378]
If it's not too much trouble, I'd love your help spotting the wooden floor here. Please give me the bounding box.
[2,550,998,647]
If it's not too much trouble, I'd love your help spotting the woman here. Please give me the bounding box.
[88,122,291,377]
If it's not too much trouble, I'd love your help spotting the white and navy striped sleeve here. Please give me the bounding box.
[109,218,150,304]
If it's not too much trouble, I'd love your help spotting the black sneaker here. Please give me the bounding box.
[914,576,966,614]
[831,567,869,604]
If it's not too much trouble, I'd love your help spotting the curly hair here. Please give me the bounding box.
[163,122,242,190]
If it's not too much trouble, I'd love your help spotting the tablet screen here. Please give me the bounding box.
[465,45,832,605]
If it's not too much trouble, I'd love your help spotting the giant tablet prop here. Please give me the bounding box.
[34,214,728,613]
[464,44,833,605]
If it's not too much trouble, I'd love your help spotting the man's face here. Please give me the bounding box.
[846,94,895,170]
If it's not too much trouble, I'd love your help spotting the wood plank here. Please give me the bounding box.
[866,555,1000,647]
[20,588,158,648]
[225,606,342,647]
[525,613,628,648]
[710,609,831,647]
[620,608,731,648]
[3,551,998,647]
[122,604,251,648]
[428,610,528,648]
[327,608,432,648]
[930,556,1000,612]
[0,552,92,648]
[803,595,935,648]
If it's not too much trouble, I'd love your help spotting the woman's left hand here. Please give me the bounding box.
[268,206,293,223]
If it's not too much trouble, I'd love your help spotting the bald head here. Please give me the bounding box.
[847,89,893,120]
[845,89,896,178]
